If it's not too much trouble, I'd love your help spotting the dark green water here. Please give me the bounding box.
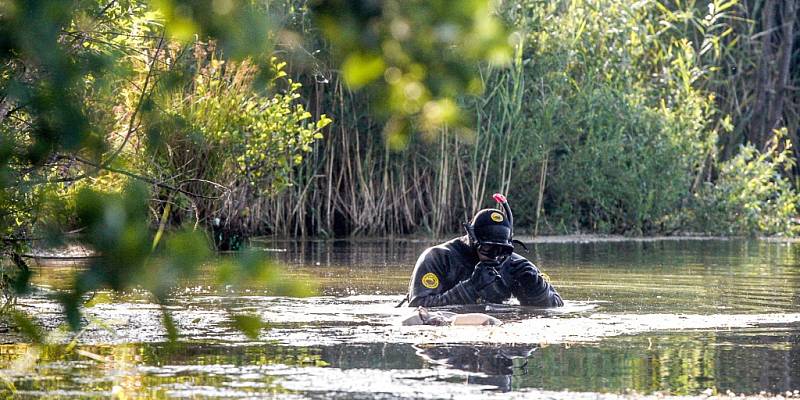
[2,238,800,398]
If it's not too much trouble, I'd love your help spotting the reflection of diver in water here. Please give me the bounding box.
[414,344,537,392]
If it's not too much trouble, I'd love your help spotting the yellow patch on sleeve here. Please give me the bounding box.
[421,272,440,289]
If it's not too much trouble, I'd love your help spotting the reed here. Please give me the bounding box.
[126,0,799,238]
[258,0,797,237]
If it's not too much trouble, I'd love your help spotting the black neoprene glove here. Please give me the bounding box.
[501,257,563,307]
[499,257,538,287]
[469,261,501,291]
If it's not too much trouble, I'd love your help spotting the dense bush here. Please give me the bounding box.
[259,0,798,237]
[473,0,718,234]
[143,45,331,239]
[686,133,799,236]
[2,0,796,247]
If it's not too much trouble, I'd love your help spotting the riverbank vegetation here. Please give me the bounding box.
[3,0,798,247]
[270,0,800,238]
[0,0,513,334]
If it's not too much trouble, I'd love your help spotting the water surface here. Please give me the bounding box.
[3,238,800,398]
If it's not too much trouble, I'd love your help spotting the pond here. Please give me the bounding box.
[2,238,800,399]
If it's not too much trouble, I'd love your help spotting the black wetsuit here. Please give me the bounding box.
[407,236,564,307]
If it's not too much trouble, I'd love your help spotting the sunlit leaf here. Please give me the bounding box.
[75,349,109,363]
[163,230,211,274]
[342,53,386,89]
[84,292,113,308]
[230,313,266,339]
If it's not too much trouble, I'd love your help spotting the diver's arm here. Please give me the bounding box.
[505,257,564,307]
[407,248,480,307]
[409,280,480,307]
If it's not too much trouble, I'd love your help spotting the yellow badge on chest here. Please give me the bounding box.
[490,212,504,222]
[421,272,440,289]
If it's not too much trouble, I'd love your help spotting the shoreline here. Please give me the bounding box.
[16,234,797,262]
[252,234,782,244]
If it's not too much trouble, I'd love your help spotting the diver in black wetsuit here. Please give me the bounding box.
[405,194,563,308]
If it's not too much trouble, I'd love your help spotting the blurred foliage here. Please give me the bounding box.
[310,0,512,148]
[0,0,512,338]
[46,182,314,333]
[150,0,274,59]
[0,0,323,338]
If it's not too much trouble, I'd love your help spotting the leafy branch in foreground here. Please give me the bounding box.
[307,0,513,148]
[0,0,328,339]
[0,0,525,341]
[48,181,314,335]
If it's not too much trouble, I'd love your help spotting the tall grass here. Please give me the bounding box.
[255,0,798,237]
[118,0,797,239]
[255,0,706,236]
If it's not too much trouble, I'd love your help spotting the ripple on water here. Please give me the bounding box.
[6,238,800,398]
[12,292,800,348]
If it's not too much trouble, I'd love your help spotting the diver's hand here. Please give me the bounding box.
[468,261,501,291]
[499,257,538,287]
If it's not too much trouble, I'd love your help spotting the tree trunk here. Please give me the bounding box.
[767,0,797,138]
[750,0,777,149]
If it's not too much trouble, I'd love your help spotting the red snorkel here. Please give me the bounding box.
[493,193,528,252]
[464,193,525,254]
[492,193,512,237]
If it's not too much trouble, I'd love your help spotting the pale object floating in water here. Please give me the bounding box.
[400,307,502,326]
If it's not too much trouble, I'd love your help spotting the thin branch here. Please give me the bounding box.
[178,178,230,192]
[97,30,166,174]
[95,0,118,19]
[1,236,43,243]
[64,30,165,40]
[66,155,229,200]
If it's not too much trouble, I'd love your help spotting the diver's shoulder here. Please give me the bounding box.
[509,252,536,265]
[425,236,469,254]
[418,243,449,260]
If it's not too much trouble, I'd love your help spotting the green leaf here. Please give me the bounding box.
[342,53,385,89]
[231,314,266,339]
[161,307,179,343]
[9,310,44,344]
[84,292,113,307]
